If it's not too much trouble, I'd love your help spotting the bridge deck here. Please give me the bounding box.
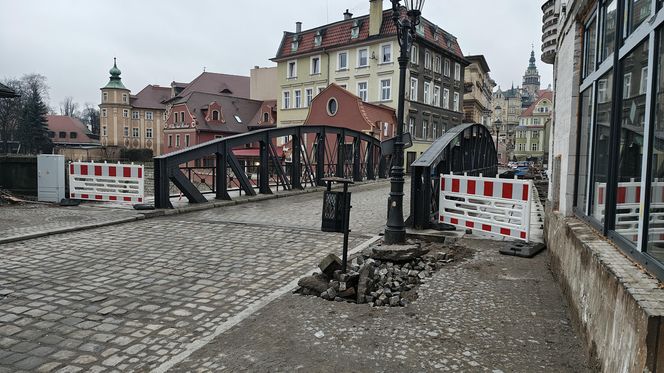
[0,182,589,372]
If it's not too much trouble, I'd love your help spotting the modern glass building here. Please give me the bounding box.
[574,0,664,278]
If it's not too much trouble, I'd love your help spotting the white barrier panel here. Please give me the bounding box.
[593,181,664,243]
[439,174,533,242]
[69,162,144,204]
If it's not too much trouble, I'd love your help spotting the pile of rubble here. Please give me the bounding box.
[297,242,454,307]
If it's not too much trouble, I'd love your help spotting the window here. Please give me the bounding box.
[338,51,348,70]
[123,109,129,118]
[357,82,368,102]
[263,112,270,122]
[583,17,597,78]
[185,134,190,147]
[444,59,450,76]
[122,94,128,103]
[453,92,460,111]
[626,0,651,37]
[640,67,648,95]
[287,60,297,78]
[102,92,108,102]
[101,108,107,117]
[180,111,185,123]
[318,86,325,94]
[283,91,291,109]
[531,143,538,151]
[294,90,302,108]
[422,120,428,140]
[58,131,66,138]
[410,78,418,101]
[410,45,418,64]
[425,50,432,70]
[358,48,369,67]
[423,82,431,105]
[339,84,347,90]
[433,86,441,107]
[327,98,338,116]
[381,43,392,63]
[576,88,593,212]
[623,72,632,98]
[351,20,360,39]
[132,128,139,137]
[314,31,323,47]
[132,111,139,119]
[123,127,129,137]
[146,128,153,138]
[311,56,321,75]
[454,63,461,81]
[408,117,415,135]
[648,29,664,256]
[432,122,438,138]
[380,79,391,101]
[212,110,220,121]
[176,135,180,147]
[434,56,441,73]
[102,126,107,136]
[234,115,242,123]
[518,144,526,151]
[66,131,75,139]
[168,135,173,147]
[532,130,540,138]
[600,0,617,62]
[443,88,450,109]
[589,70,613,220]
[305,88,313,106]
[146,112,153,120]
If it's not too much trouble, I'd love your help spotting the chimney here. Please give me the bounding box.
[369,0,382,36]
[296,21,302,33]
[343,9,353,20]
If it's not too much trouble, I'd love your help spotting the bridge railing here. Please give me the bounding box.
[153,125,389,208]
[409,123,498,230]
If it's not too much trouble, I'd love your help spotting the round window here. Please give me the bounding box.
[327,98,338,116]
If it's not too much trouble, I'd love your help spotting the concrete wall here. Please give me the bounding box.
[545,205,664,371]
[0,155,37,195]
[250,66,277,101]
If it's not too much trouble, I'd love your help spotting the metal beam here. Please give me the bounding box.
[291,131,302,189]
[215,144,231,200]
[227,151,257,196]
[170,168,208,204]
[154,157,172,209]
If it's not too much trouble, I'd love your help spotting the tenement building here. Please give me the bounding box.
[462,55,495,128]
[271,0,468,160]
[544,0,664,370]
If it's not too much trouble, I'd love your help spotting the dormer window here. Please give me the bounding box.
[212,110,220,121]
[314,30,323,47]
[263,112,269,122]
[234,115,242,124]
[351,20,360,39]
[416,23,424,36]
[291,35,299,52]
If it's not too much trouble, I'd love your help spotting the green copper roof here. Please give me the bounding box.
[103,58,127,89]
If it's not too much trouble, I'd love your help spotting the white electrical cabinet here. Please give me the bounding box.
[37,154,65,203]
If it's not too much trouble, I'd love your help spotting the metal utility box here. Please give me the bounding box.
[37,155,65,203]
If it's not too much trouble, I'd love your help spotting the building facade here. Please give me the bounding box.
[272,0,467,160]
[514,90,552,161]
[99,60,169,156]
[463,55,495,127]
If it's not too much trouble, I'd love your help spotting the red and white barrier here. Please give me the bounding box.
[439,173,533,242]
[69,161,144,204]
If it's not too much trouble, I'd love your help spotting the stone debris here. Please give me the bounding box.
[298,243,456,307]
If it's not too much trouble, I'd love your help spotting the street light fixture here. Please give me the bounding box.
[384,0,425,245]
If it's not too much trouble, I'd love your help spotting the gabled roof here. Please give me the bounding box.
[46,115,99,145]
[169,72,250,102]
[521,90,553,117]
[273,9,464,61]
[131,85,171,110]
[169,92,265,134]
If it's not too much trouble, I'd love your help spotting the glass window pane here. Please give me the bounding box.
[585,18,597,77]
[614,39,648,245]
[576,88,594,212]
[590,70,614,222]
[626,0,652,36]
[601,0,617,61]
[648,29,664,258]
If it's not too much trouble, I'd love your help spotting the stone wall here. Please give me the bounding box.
[545,204,664,371]
[0,155,37,195]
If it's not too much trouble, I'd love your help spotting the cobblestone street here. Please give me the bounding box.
[0,181,590,372]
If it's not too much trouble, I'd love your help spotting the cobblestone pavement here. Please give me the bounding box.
[0,204,140,241]
[0,182,393,372]
[173,239,592,372]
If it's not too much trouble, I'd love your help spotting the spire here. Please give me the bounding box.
[529,46,536,68]
[103,57,127,90]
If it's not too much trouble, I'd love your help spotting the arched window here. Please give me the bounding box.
[212,110,220,121]
[263,112,269,122]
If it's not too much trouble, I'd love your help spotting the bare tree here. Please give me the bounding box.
[59,96,80,118]
[0,80,22,153]
[80,103,100,135]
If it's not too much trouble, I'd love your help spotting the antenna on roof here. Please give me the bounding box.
[203,66,206,72]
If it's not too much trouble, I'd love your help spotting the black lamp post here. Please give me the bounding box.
[384,0,425,245]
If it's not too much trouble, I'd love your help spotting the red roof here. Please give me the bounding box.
[47,115,99,146]
[521,90,553,117]
[274,9,463,61]
[131,85,170,110]
[173,72,250,101]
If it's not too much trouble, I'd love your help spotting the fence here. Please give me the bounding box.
[69,161,144,204]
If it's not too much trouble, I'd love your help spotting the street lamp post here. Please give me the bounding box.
[384,0,425,245]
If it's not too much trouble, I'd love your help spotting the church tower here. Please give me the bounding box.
[99,58,131,148]
[522,47,541,98]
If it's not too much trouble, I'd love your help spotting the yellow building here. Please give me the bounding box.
[99,59,169,156]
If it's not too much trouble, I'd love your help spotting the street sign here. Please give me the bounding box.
[380,132,413,155]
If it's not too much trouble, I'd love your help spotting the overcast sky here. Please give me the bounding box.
[0,0,552,109]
